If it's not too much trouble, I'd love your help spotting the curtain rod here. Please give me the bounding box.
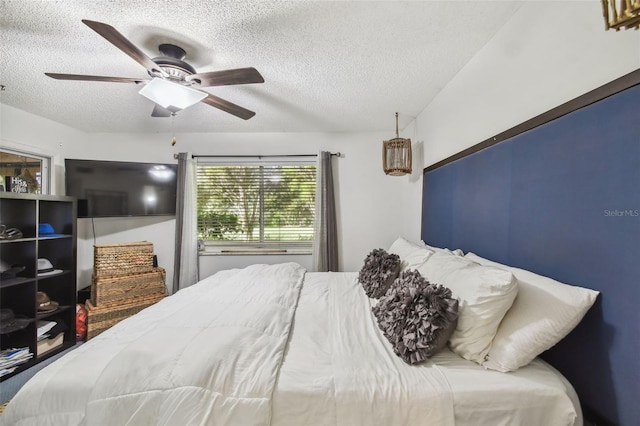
[175,153,341,159]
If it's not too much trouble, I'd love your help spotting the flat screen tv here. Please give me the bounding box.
[65,159,178,218]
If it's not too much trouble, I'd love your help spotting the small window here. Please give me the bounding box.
[0,150,50,194]
[197,158,316,253]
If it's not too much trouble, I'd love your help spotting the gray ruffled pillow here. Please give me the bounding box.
[372,270,459,365]
[358,248,401,299]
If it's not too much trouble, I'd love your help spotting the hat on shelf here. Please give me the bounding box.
[0,308,30,334]
[0,224,23,240]
[0,259,26,280]
[37,258,63,276]
[36,291,59,312]
[38,223,64,237]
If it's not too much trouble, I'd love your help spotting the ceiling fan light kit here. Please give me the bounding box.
[139,78,206,110]
[45,19,264,119]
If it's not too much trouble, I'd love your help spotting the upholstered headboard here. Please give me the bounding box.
[421,70,639,425]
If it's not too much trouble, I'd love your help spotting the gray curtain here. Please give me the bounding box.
[312,151,338,271]
[173,152,199,293]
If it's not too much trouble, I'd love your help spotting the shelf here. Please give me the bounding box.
[0,193,77,382]
[35,270,72,281]
[0,237,37,244]
[0,236,73,243]
[37,235,73,240]
[0,277,34,289]
[36,305,72,320]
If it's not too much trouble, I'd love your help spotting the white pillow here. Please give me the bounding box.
[417,253,517,364]
[465,252,599,372]
[420,241,464,256]
[388,237,435,271]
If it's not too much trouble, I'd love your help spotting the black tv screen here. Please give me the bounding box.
[65,159,178,218]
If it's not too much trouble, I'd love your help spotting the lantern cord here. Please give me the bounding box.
[395,112,399,138]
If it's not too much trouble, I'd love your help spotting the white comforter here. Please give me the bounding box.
[273,272,455,426]
[273,272,581,426]
[2,262,306,426]
[2,264,581,426]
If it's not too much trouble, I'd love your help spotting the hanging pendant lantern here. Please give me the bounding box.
[383,112,412,176]
[601,0,640,30]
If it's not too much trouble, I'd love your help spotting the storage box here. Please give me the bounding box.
[86,293,166,340]
[37,332,64,357]
[92,267,166,307]
[94,242,154,278]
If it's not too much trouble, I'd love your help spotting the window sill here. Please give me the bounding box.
[199,248,312,256]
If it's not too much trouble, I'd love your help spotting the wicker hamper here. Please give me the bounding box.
[94,242,154,278]
[86,293,166,340]
[92,267,166,307]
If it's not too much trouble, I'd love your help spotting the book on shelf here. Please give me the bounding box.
[0,347,33,377]
[37,332,64,357]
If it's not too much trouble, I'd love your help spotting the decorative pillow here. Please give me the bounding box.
[358,248,401,299]
[416,252,517,364]
[465,252,599,372]
[388,237,435,271]
[373,270,458,364]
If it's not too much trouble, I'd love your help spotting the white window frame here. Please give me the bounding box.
[0,148,51,194]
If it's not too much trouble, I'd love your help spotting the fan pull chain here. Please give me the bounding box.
[171,113,177,146]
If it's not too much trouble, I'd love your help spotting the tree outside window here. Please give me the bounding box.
[197,162,316,247]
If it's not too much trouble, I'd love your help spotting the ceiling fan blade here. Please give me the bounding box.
[200,93,256,120]
[45,73,147,84]
[81,19,167,78]
[186,67,264,87]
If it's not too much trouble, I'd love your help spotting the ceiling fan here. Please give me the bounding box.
[45,19,264,120]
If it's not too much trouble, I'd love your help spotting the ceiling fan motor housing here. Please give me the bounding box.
[151,44,197,83]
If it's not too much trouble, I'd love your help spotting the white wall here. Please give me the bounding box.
[0,106,179,290]
[81,131,413,282]
[2,104,411,288]
[0,104,87,195]
[401,1,640,240]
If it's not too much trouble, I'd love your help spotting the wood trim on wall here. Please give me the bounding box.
[424,69,640,173]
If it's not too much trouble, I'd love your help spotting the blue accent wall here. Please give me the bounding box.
[422,83,640,425]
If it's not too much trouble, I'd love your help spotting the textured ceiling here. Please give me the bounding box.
[0,1,523,134]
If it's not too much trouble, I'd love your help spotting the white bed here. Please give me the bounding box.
[274,271,581,426]
[1,262,582,426]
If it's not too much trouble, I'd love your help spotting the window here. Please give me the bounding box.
[197,158,316,253]
[0,149,50,194]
